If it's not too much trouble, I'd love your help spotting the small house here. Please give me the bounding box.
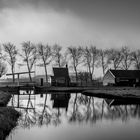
[103,69,140,86]
[51,67,70,86]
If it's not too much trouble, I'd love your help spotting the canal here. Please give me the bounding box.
[6,91,140,140]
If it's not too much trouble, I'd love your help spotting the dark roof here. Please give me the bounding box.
[53,67,69,78]
[110,70,140,78]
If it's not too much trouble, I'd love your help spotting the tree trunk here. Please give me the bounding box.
[102,66,105,76]
[114,62,117,70]
[58,57,61,68]
[74,66,78,83]
[11,66,15,83]
[27,60,32,82]
[44,62,48,84]
[59,63,61,68]
[88,64,93,83]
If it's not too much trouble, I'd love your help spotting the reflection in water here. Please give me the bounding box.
[51,93,70,111]
[8,92,140,126]
[7,91,140,140]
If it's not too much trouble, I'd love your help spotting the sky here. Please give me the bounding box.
[0,0,140,77]
[0,0,140,48]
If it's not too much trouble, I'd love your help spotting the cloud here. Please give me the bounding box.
[1,0,140,15]
[0,6,97,47]
[0,0,140,49]
[0,0,140,77]
[1,0,140,27]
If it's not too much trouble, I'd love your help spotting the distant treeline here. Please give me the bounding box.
[0,41,140,83]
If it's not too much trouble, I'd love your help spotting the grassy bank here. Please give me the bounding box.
[0,107,20,140]
[0,91,20,140]
[0,85,140,94]
[83,87,140,99]
[0,91,11,106]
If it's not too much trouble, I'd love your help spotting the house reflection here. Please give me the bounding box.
[105,98,140,106]
[51,93,71,112]
[103,98,140,121]
[8,93,140,129]
[68,94,140,123]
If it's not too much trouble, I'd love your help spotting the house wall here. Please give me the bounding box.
[55,77,66,84]
[51,76,70,86]
[103,70,115,86]
[34,75,52,86]
[115,78,140,86]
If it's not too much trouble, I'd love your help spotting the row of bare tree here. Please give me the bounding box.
[0,42,140,83]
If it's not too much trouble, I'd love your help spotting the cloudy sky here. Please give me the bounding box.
[0,0,140,49]
[1,0,140,77]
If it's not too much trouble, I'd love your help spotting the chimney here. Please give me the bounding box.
[66,64,68,68]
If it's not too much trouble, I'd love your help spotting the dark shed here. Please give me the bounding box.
[52,67,70,86]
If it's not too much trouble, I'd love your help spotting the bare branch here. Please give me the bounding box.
[67,46,82,82]
[21,41,37,82]
[3,42,18,82]
[37,43,52,83]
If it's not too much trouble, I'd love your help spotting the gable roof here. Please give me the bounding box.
[53,67,69,78]
[110,70,140,78]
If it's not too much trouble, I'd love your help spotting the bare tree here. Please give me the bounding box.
[107,48,122,70]
[37,43,52,83]
[0,47,3,60]
[52,44,66,67]
[3,43,18,82]
[0,46,7,76]
[120,46,133,70]
[67,46,82,82]
[131,49,140,70]
[82,46,99,82]
[0,61,7,77]
[98,49,108,76]
[82,46,92,81]
[21,41,37,82]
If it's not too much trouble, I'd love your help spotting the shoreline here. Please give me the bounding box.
[0,85,139,94]
[0,91,20,140]
[82,88,140,99]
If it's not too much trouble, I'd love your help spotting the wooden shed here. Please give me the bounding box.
[51,67,70,86]
[103,69,140,86]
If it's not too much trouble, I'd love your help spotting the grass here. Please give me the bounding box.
[0,91,11,106]
[0,85,140,94]
[0,107,20,140]
[0,91,20,140]
[83,87,140,99]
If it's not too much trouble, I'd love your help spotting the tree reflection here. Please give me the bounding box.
[18,90,36,128]
[51,93,71,126]
[69,94,78,122]
[68,94,140,124]
[38,94,52,126]
[9,92,140,129]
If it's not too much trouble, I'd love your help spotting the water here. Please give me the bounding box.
[6,91,140,140]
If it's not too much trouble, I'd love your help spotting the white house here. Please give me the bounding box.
[103,69,115,86]
[103,69,140,86]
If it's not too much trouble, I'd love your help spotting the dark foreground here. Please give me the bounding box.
[0,91,20,140]
[0,107,20,140]
[0,86,140,140]
[6,92,140,140]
